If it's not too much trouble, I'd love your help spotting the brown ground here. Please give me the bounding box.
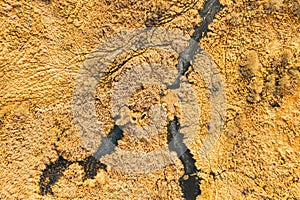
[1,0,300,199]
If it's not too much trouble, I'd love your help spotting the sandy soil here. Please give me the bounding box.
[0,0,299,199]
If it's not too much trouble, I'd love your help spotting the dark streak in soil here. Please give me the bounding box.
[78,156,107,180]
[168,0,224,199]
[39,0,224,198]
[171,0,224,89]
[93,125,124,159]
[39,156,73,195]
[39,125,123,195]
[167,116,201,200]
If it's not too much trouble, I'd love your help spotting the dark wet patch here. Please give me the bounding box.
[167,116,201,200]
[39,156,74,195]
[39,125,123,195]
